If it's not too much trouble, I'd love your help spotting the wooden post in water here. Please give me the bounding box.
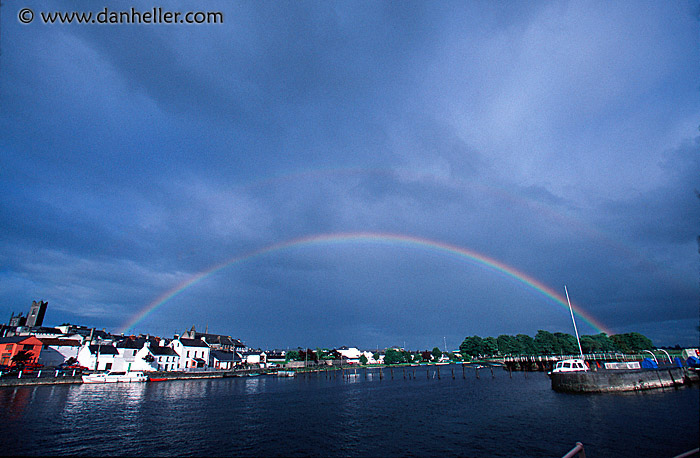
[403,367,406,379]
[462,364,465,379]
[451,366,455,379]
[490,366,494,378]
[427,367,430,379]
[437,366,441,380]
[475,367,480,379]
[413,368,416,379]
[390,368,394,380]
[379,367,383,380]
[508,366,512,378]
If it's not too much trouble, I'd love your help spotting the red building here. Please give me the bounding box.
[0,336,43,368]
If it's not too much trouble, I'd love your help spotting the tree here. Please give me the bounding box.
[421,350,432,362]
[553,332,578,354]
[460,336,483,357]
[610,332,653,352]
[285,350,299,362]
[482,337,498,356]
[299,348,317,362]
[515,334,536,355]
[497,335,521,355]
[431,347,443,360]
[384,348,403,365]
[359,354,368,365]
[534,330,556,355]
[580,335,599,353]
[11,350,34,369]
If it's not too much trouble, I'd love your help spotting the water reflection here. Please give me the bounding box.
[0,387,33,421]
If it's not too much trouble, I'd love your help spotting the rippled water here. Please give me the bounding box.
[1,366,698,457]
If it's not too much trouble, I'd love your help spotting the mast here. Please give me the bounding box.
[564,285,586,363]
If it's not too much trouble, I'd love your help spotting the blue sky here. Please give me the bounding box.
[1,0,698,350]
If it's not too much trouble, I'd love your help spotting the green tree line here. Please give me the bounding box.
[459,331,653,357]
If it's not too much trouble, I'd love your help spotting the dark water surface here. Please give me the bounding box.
[1,366,698,457]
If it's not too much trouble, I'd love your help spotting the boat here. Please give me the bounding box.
[147,376,168,382]
[82,371,148,384]
[276,370,296,377]
[550,287,694,393]
[551,359,588,373]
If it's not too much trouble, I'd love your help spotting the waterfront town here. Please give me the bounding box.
[2,300,699,382]
[0,300,429,376]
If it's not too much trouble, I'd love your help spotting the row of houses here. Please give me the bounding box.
[2,302,438,373]
[0,324,270,373]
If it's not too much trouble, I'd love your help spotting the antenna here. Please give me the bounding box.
[565,285,586,365]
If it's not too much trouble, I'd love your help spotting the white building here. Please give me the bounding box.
[77,343,119,371]
[336,346,362,364]
[170,336,210,370]
[241,350,266,368]
[37,338,82,367]
[361,351,378,364]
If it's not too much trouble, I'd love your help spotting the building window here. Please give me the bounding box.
[105,363,112,370]
[133,350,137,356]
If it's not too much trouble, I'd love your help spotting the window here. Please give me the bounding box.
[563,363,571,368]
[5,345,11,351]
[187,351,190,357]
[105,363,112,370]
[23,344,34,351]
[133,350,137,356]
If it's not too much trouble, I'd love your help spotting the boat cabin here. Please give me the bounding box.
[552,359,588,373]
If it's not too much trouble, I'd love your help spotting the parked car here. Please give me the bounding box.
[21,362,45,372]
[58,363,88,371]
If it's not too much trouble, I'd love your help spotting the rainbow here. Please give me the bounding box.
[119,232,612,335]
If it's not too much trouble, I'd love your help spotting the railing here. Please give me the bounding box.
[561,442,586,458]
[501,353,649,363]
[0,368,82,379]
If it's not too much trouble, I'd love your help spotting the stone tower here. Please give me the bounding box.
[26,300,47,327]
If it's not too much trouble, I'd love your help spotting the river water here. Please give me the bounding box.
[0,365,697,457]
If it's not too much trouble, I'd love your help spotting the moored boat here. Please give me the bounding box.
[82,371,148,384]
[551,358,588,374]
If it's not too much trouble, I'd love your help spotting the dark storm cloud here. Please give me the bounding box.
[1,1,698,347]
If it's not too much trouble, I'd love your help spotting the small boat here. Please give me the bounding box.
[551,359,588,374]
[148,376,168,382]
[82,371,148,384]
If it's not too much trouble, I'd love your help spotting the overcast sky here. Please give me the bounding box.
[1,1,698,350]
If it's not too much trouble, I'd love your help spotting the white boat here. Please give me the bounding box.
[551,359,588,373]
[82,371,148,383]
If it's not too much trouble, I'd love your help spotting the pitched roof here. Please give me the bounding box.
[88,345,119,355]
[0,336,41,344]
[194,332,245,347]
[179,337,209,348]
[211,350,241,362]
[37,338,81,347]
[115,337,159,349]
[151,346,178,356]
